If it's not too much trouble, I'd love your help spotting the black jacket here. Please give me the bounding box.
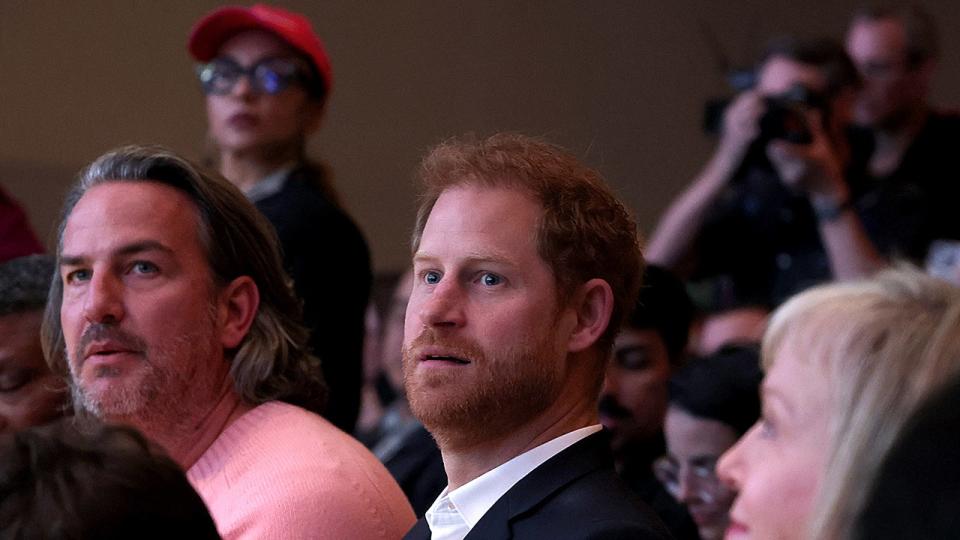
[254,165,371,432]
[403,432,672,539]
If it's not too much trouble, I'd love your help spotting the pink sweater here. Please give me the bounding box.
[187,401,415,539]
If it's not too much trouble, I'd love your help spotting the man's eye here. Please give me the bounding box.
[132,261,158,274]
[480,273,502,286]
[65,269,91,284]
[614,345,649,370]
[423,271,441,285]
[0,370,32,393]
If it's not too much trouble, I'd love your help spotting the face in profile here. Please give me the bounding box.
[204,29,322,158]
[661,406,739,540]
[402,185,575,445]
[717,343,831,540]
[0,311,66,433]
[58,182,230,422]
[600,328,672,453]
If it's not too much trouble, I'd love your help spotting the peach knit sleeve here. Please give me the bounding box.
[188,402,415,539]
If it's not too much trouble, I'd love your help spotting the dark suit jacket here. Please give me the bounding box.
[383,424,448,518]
[403,432,672,539]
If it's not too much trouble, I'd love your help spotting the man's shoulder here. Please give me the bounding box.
[198,402,369,467]
[518,465,671,538]
[190,402,416,539]
[471,433,671,539]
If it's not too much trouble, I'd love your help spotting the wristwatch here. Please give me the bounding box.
[813,197,854,222]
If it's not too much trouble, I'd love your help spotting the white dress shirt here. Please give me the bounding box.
[424,424,602,540]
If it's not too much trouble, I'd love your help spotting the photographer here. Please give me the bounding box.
[648,37,884,349]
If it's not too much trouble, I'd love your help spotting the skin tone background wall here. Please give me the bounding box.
[2,1,958,273]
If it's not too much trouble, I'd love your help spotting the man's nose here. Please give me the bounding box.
[418,279,465,329]
[675,468,698,503]
[81,272,124,324]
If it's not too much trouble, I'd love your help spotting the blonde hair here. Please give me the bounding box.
[761,267,960,539]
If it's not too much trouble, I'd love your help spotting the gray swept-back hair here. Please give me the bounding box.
[41,145,326,411]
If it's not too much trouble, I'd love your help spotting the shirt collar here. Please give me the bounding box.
[243,164,296,202]
[425,424,601,537]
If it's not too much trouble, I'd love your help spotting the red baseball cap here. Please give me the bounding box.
[187,4,333,96]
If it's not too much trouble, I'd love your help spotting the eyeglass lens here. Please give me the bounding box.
[198,57,303,96]
[653,455,722,501]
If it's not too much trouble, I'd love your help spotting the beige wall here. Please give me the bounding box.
[2,1,958,272]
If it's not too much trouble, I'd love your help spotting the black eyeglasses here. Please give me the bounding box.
[653,455,726,502]
[196,57,308,96]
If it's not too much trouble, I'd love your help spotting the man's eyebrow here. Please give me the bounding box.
[60,241,174,266]
[413,251,518,267]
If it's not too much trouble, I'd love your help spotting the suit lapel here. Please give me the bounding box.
[464,432,612,539]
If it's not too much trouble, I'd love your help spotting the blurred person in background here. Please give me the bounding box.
[844,2,960,273]
[0,254,67,434]
[717,267,960,540]
[188,4,371,432]
[600,265,701,539]
[364,269,447,517]
[656,345,762,540]
[647,37,879,353]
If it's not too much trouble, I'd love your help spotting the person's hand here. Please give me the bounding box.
[717,90,764,161]
[766,108,849,205]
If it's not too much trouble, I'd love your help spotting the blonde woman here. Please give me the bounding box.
[717,267,960,540]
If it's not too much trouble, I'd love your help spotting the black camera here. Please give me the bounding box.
[757,84,826,145]
[703,83,827,145]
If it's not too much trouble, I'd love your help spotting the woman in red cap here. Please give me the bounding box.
[188,4,371,435]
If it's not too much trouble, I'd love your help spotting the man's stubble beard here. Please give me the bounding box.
[68,305,224,436]
[402,324,566,451]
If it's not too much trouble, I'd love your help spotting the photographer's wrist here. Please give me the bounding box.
[812,195,854,222]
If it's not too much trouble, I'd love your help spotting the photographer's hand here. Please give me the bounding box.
[717,90,764,163]
[766,109,848,205]
[767,109,886,280]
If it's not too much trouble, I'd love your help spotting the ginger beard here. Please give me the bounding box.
[66,303,223,430]
[402,316,567,450]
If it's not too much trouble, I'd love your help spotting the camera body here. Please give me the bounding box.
[703,83,827,145]
[757,84,826,145]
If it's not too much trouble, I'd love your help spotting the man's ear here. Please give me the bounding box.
[217,276,260,349]
[567,278,614,353]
